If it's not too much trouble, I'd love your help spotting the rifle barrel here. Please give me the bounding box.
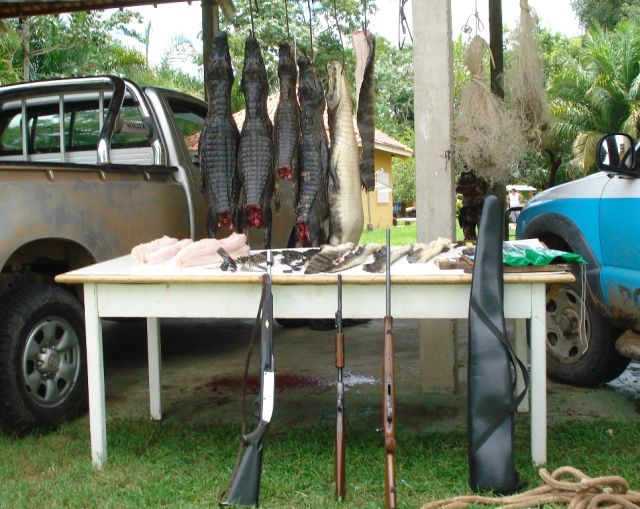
[383,229,396,509]
[335,274,346,499]
[386,229,391,315]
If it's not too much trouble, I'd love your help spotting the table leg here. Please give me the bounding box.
[514,319,529,413]
[84,284,107,469]
[530,284,547,465]
[147,317,162,420]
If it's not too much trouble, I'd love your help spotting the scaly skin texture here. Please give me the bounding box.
[353,30,376,192]
[274,41,300,189]
[237,35,274,248]
[199,31,240,237]
[326,61,364,246]
[295,56,330,247]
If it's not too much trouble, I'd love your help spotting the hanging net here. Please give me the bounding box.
[454,35,524,183]
[506,0,550,150]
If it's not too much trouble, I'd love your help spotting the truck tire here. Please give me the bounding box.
[0,285,87,435]
[546,268,629,387]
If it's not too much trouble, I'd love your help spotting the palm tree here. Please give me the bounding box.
[549,20,640,172]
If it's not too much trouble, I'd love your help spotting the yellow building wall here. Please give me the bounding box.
[362,151,394,229]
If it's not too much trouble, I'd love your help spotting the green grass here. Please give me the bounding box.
[360,224,418,245]
[359,223,466,246]
[1,418,639,508]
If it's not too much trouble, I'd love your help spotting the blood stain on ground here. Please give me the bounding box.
[208,374,327,393]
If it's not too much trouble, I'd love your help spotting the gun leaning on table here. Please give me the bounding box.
[382,230,397,509]
[335,274,346,500]
[220,262,275,507]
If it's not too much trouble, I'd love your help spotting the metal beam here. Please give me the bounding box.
[489,0,504,98]
[202,0,220,66]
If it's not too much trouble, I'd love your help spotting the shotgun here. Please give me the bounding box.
[220,255,275,507]
[382,230,397,509]
[335,274,346,500]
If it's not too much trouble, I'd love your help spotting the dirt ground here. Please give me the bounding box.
[96,318,639,434]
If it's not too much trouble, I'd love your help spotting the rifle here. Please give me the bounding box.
[382,230,397,509]
[335,274,346,500]
[220,254,275,507]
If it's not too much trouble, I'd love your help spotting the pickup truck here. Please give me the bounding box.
[0,76,215,434]
[516,133,640,387]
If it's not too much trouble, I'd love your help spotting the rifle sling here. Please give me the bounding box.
[468,298,530,456]
[220,280,266,500]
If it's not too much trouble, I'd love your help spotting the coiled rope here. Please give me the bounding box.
[421,466,640,509]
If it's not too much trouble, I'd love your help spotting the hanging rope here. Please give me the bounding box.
[332,0,345,66]
[462,0,485,37]
[248,0,255,35]
[421,466,640,509]
[306,0,314,59]
[362,0,367,32]
[398,0,413,49]
[284,0,290,40]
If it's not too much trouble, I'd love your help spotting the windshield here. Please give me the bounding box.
[165,97,205,162]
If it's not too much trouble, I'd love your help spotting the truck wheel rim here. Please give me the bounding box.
[546,285,591,364]
[21,316,81,408]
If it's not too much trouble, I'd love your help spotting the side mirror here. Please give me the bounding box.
[596,133,636,174]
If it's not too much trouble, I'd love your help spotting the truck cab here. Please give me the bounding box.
[0,76,209,433]
[516,134,640,386]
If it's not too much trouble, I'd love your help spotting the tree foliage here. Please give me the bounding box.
[4,11,143,81]
[548,20,640,172]
[219,0,372,91]
[570,0,640,31]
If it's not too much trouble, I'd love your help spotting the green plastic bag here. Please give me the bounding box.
[502,243,586,267]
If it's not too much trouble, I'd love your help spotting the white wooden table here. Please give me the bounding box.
[56,254,573,469]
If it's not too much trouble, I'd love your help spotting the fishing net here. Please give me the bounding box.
[506,0,550,150]
[454,35,524,183]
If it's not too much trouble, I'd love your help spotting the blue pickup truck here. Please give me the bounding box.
[516,134,639,387]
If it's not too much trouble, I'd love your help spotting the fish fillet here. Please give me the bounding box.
[145,238,194,265]
[175,233,249,267]
[131,236,178,265]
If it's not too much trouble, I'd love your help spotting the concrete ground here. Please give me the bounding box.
[97,318,639,434]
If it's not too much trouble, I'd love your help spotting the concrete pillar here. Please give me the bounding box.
[413,0,457,393]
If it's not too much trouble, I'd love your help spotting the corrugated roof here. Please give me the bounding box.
[0,0,236,18]
[0,0,183,17]
[231,92,413,158]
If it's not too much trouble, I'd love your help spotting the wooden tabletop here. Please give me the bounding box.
[55,254,576,286]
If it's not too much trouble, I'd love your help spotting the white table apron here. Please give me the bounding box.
[57,255,568,470]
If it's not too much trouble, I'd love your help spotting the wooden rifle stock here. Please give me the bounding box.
[335,274,346,499]
[382,230,397,509]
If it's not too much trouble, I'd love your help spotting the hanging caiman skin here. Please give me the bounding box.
[295,56,330,247]
[199,31,240,237]
[274,41,300,197]
[326,61,364,245]
[272,41,301,247]
[238,35,274,248]
[353,30,376,192]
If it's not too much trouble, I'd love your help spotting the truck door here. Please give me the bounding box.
[599,174,640,327]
